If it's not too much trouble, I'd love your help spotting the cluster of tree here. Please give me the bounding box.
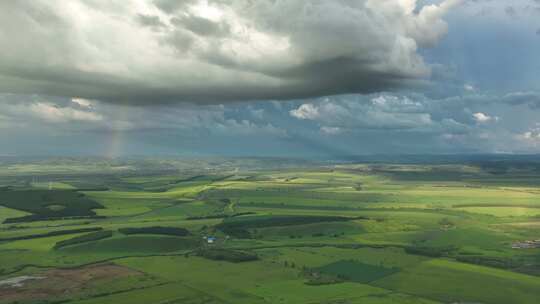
[216,215,355,239]
[283,261,296,268]
[456,255,521,270]
[118,226,190,236]
[218,215,353,230]
[53,230,112,250]
[1,189,104,223]
[0,227,103,242]
[5,215,106,224]
[439,217,455,228]
[73,187,110,191]
[186,212,255,221]
[244,202,362,212]
[172,175,206,184]
[218,227,252,239]
[404,245,458,258]
[302,267,344,286]
[186,214,229,220]
[196,248,258,263]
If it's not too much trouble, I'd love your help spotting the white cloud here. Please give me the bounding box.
[520,131,540,140]
[320,126,342,135]
[464,84,476,92]
[0,113,16,129]
[250,108,265,120]
[214,120,287,137]
[515,124,540,149]
[518,122,540,137]
[290,95,436,131]
[71,98,94,109]
[473,112,498,123]
[370,95,423,112]
[290,103,321,120]
[0,94,289,139]
[28,102,103,123]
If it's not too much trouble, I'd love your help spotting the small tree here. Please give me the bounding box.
[439,218,455,227]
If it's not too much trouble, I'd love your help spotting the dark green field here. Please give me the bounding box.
[0,189,103,223]
[0,158,539,304]
[314,260,399,283]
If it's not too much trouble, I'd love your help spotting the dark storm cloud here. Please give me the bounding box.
[153,0,197,13]
[0,0,462,105]
[500,92,540,108]
[3,1,540,156]
[171,15,230,37]
[136,13,166,30]
[505,6,517,17]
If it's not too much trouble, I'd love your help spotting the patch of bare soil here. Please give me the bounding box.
[0,263,142,303]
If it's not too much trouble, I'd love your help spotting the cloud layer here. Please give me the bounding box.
[1,1,540,157]
[2,88,540,156]
[0,0,461,104]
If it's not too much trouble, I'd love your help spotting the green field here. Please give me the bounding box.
[0,158,539,303]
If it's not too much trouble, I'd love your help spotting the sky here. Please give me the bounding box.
[1,0,540,158]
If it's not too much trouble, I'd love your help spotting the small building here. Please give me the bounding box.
[206,236,216,244]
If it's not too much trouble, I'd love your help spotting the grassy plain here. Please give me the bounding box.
[0,158,539,303]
